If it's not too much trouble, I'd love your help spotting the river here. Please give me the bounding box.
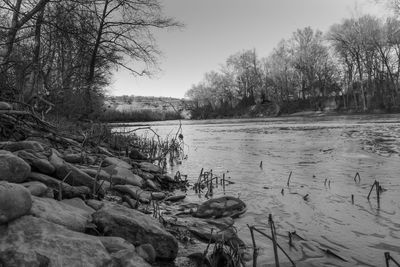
[118,114,400,266]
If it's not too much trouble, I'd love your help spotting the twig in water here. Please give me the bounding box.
[324,178,327,187]
[247,225,258,267]
[303,194,309,201]
[319,247,347,262]
[260,161,263,168]
[288,232,293,247]
[385,252,400,267]
[367,180,377,200]
[354,172,361,183]
[287,171,293,187]
[269,214,280,267]
[351,194,354,204]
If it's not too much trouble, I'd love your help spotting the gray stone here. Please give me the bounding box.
[194,196,247,219]
[103,164,144,187]
[0,101,13,110]
[92,204,178,260]
[63,153,83,164]
[0,150,31,183]
[29,196,91,232]
[86,199,105,210]
[0,182,32,224]
[14,149,55,174]
[61,198,95,214]
[0,216,112,267]
[139,162,163,173]
[98,236,135,253]
[136,244,156,264]
[0,141,44,152]
[104,157,132,169]
[111,248,152,267]
[21,181,48,196]
[113,184,166,203]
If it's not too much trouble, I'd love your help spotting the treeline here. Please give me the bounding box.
[0,0,179,120]
[185,14,400,119]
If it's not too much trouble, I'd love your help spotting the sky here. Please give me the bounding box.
[108,0,388,99]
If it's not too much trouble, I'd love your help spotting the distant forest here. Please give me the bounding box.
[0,0,180,120]
[185,13,400,118]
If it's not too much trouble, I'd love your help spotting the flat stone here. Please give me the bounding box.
[165,194,186,202]
[63,153,83,164]
[114,184,165,203]
[21,181,48,196]
[0,150,31,183]
[92,204,178,260]
[29,196,91,232]
[0,216,112,267]
[194,196,247,219]
[136,243,156,264]
[103,164,144,187]
[0,182,32,224]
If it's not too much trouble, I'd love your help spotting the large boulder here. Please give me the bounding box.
[21,181,48,197]
[194,196,247,219]
[14,149,55,174]
[0,216,112,267]
[92,204,178,260]
[0,150,31,183]
[0,182,32,224]
[61,198,95,213]
[0,141,44,152]
[29,196,91,232]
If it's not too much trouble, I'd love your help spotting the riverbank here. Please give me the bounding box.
[0,101,248,267]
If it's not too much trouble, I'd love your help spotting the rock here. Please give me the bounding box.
[28,172,91,199]
[0,182,32,224]
[0,150,31,183]
[103,164,144,187]
[165,194,186,202]
[114,184,156,203]
[49,150,104,196]
[104,156,132,169]
[14,149,55,174]
[97,146,113,156]
[25,137,52,148]
[29,196,91,232]
[0,141,44,152]
[161,174,175,183]
[136,244,156,264]
[175,256,203,267]
[0,216,112,267]
[92,204,178,260]
[194,196,247,219]
[0,101,13,110]
[61,198,95,213]
[86,199,105,210]
[98,236,135,254]
[63,153,83,164]
[146,179,161,191]
[140,171,155,180]
[139,162,163,174]
[21,181,48,196]
[111,248,152,267]
[129,149,147,160]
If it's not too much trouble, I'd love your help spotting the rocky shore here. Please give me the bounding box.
[0,102,247,267]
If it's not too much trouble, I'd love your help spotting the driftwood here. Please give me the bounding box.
[28,172,90,199]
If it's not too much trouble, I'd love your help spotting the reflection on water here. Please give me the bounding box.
[119,114,400,266]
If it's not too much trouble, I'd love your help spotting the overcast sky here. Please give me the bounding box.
[108,0,387,98]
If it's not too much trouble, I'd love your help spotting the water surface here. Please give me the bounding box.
[121,114,400,266]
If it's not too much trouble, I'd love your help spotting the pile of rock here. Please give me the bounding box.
[0,136,182,266]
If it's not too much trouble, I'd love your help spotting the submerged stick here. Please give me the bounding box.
[385,252,400,267]
[269,214,280,267]
[319,247,347,262]
[247,225,258,267]
[287,171,293,187]
[354,172,361,183]
[367,180,377,200]
[260,161,263,168]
